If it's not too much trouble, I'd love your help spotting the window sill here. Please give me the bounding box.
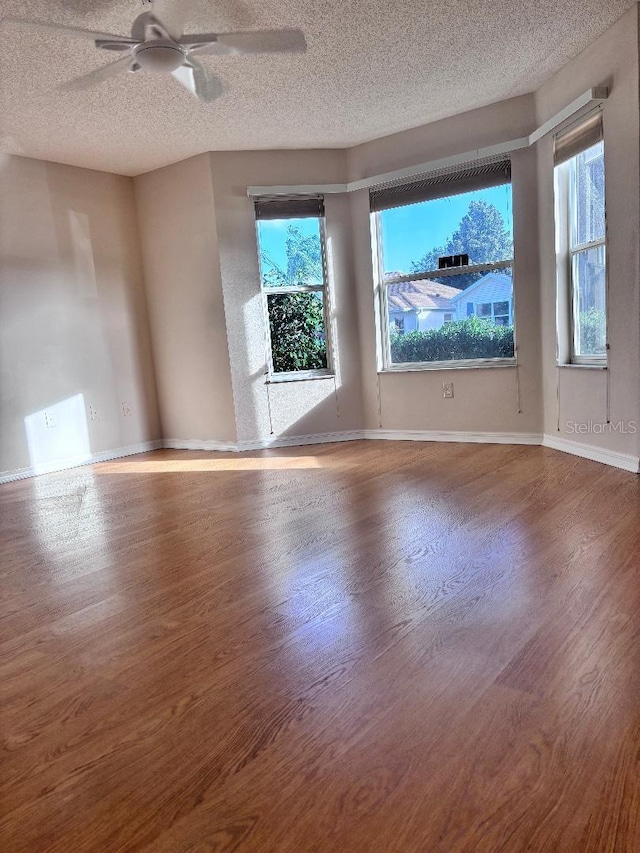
[380,358,517,373]
[557,363,607,370]
[266,372,335,384]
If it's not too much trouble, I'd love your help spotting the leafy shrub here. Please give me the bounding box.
[268,292,327,373]
[390,316,514,363]
[578,307,606,356]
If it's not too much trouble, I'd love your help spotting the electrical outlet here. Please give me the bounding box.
[89,405,99,421]
[443,382,454,399]
[121,402,132,418]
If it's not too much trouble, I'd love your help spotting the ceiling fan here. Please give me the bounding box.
[4,0,307,102]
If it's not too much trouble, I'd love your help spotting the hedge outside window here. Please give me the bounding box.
[255,196,331,377]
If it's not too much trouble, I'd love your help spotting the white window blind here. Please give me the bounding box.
[553,111,603,166]
[369,157,511,212]
[254,194,325,220]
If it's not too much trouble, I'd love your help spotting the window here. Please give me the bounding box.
[475,300,511,325]
[255,195,332,378]
[371,158,515,369]
[493,301,510,325]
[554,112,606,364]
[393,316,406,334]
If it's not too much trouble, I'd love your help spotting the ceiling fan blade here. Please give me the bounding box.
[61,56,133,92]
[183,29,307,56]
[152,0,192,40]
[131,11,170,42]
[172,59,225,103]
[2,16,133,44]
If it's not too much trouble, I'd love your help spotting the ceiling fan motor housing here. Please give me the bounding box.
[133,40,186,73]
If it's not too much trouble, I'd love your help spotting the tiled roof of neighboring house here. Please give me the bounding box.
[387,279,462,311]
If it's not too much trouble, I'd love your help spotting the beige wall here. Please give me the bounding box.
[347,93,535,183]
[0,154,160,475]
[348,94,543,435]
[208,149,364,445]
[134,154,237,444]
[536,4,640,457]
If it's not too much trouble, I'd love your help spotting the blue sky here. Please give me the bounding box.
[257,218,321,279]
[257,184,512,278]
[379,184,513,274]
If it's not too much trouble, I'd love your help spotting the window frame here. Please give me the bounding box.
[372,214,516,373]
[492,300,511,325]
[255,211,334,382]
[554,119,607,367]
[567,144,607,365]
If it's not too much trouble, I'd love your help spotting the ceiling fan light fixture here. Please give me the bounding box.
[133,42,185,73]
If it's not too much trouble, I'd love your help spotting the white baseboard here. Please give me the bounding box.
[163,432,365,453]
[163,430,539,451]
[163,438,238,452]
[237,430,365,451]
[0,440,163,485]
[363,429,543,445]
[542,434,640,473]
[4,432,637,483]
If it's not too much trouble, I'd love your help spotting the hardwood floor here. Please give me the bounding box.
[1,441,639,852]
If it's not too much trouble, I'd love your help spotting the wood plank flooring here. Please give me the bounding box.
[1,441,639,852]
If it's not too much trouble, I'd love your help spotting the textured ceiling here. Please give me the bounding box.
[0,0,634,176]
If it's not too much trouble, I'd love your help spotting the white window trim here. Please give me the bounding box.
[569,238,606,366]
[555,145,607,366]
[382,357,517,373]
[266,371,335,384]
[383,258,513,286]
[372,213,516,372]
[257,216,335,381]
